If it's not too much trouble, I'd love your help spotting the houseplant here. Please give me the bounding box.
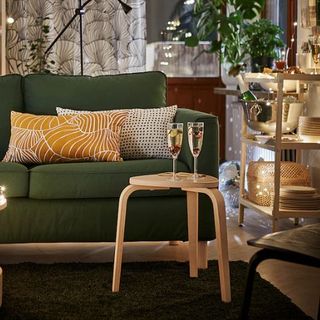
[18,16,56,74]
[185,0,265,77]
[244,18,284,72]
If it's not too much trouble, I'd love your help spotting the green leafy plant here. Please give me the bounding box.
[20,17,56,74]
[185,0,265,76]
[244,19,284,59]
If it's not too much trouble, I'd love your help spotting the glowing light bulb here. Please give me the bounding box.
[6,17,14,24]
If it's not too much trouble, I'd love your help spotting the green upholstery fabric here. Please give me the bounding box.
[0,75,24,159]
[23,72,167,115]
[175,108,219,178]
[29,159,188,199]
[0,196,214,243]
[0,162,29,197]
[0,72,219,245]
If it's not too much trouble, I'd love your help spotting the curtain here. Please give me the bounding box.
[6,0,146,75]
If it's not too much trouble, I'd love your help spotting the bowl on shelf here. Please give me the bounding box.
[260,79,297,92]
[244,72,297,92]
[241,100,303,134]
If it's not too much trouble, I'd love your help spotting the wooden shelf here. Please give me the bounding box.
[241,137,320,151]
[244,72,320,83]
[240,198,273,217]
[239,72,320,231]
[214,87,270,98]
[240,198,320,219]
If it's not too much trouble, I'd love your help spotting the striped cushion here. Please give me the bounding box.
[2,111,128,164]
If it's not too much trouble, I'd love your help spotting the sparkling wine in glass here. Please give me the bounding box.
[188,122,204,180]
[309,35,320,74]
[274,47,287,71]
[167,123,183,180]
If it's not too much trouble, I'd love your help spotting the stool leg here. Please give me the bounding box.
[181,187,231,303]
[238,204,245,226]
[240,249,270,320]
[209,189,231,303]
[112,185,140,292]
[198,241,208,269]
[187,191,199,278]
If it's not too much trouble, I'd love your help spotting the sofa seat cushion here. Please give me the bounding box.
[29,159,189,199]
[0,162,29,197]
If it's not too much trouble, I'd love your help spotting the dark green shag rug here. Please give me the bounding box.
[0,260,312,320]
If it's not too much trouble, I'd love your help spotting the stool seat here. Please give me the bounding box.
[240,223,320,320]
[248,223,320,264]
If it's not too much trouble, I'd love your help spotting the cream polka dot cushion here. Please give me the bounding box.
[56,105,177,159]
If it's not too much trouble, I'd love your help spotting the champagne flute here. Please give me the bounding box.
[308,34,320,74]
[167,123,183,180]
[188,122,204,181]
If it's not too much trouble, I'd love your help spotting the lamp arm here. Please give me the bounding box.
[45,0,95,56]
[44,12,83,55]
[44,0,131,56]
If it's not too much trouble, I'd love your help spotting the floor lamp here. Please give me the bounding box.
[45,0,132,75]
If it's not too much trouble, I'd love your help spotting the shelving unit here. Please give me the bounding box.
[239,72,320,231]
[0,0,6,75]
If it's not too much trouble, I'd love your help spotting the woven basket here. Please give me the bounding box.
[247,161,310,206]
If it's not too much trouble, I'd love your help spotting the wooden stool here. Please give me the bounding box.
[112,173,231,303]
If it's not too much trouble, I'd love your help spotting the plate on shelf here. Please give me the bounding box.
[254,135,273,143]
[299,135,320,143]
[277,186,320,210]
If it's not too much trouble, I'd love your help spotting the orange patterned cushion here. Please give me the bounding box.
[2,111,128,164]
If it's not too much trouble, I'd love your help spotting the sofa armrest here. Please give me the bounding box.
[174,108,219,178]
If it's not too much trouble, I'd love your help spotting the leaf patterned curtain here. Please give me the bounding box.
[6,0,146,75]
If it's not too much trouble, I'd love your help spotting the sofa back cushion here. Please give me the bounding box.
[0,75,24,159]
[23,72,167,115]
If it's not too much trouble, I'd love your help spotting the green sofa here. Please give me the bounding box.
[0,71,219,244]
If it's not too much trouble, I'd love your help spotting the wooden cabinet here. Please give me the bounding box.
[167,77,226,161]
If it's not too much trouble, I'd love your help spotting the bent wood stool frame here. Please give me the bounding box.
[112,173,231,303]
